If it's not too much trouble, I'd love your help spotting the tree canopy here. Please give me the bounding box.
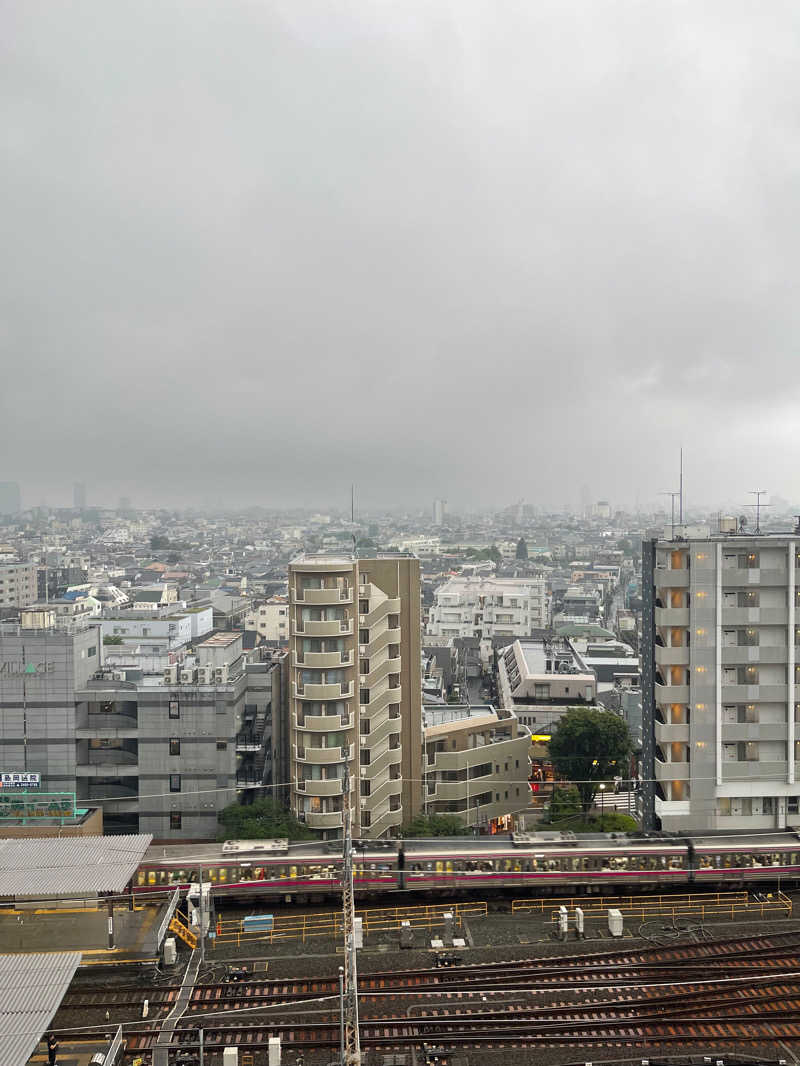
[401,813,471,837]
[515,537,528,560]
[217,798,315,842]
[548,707,631,815]
[464,545,501,564]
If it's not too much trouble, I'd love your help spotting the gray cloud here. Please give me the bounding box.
[2,0,800,511]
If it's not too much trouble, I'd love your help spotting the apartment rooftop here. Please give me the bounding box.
[196,631,241,648]
[657,520,800,543]
[424,702,512,731]
[515,637,593,679]
[291,551,416,566]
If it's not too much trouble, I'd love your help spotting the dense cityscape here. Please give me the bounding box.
[4,0,800,1063]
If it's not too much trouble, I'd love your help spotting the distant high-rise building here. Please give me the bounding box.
[432,498,447,526]
[288,552,422,838]
[73,482,86,510]
[0,482,21,516]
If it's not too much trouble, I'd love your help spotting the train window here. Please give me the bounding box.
[137,870,146,886]
[218,868,227,882]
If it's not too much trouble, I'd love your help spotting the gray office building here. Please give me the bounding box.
[0,622,101,795]
[0,620,281,840]
[643,524,800,832]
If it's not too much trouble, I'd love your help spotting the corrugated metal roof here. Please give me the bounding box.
[0,834,152,898]
[0,951,81,1066]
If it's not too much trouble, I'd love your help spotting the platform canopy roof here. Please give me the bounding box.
[0,834,152,898]
[0,951,81,1066]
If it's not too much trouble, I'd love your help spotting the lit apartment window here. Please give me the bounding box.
[169,701,180,720]
[170,812,182,830]
[169,738,180,756]
[169,774,181,792]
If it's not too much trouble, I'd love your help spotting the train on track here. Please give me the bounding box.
[134,830,800,900]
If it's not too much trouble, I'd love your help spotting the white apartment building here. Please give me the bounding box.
[426,576,547,639]
[644,526,800,832]
[0,563,38,610]
[244,598,290,642]
[396,535,441,555]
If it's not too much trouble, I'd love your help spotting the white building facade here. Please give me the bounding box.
[643,529,800,832]
[245,598,290,642]
[426,576,548,639]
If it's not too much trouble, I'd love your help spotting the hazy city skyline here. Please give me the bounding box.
[3,2,798,509]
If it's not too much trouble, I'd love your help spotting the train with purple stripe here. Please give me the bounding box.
[133,830,800,899]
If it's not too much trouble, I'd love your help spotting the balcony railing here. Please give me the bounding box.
[296,744,352,764]
[235,733,262,752]
[295,586,353,605]
[236,771,263,787]
[293,619,354,637]
[302,809,344,829]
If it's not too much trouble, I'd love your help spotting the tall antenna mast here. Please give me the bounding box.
[748,490,769,535]
[351,484,355,525]
[679,448,683,525]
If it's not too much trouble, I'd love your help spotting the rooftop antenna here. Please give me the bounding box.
[351,484,357,557]
[679,448,684,524]
[747,490,769,534]
[659,491,680,540]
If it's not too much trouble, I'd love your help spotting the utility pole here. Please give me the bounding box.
[198,866,205,964]
[341,767,361,1066]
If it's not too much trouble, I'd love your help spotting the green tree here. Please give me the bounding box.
[217,798,315,842]
[150,534,171,551]
[401,813,470,837]
[548,708,631,817]
[515,537,528,560]
[548,785,581,821]
[103,636,123,646]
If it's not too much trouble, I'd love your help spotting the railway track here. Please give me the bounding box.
[59,929,800,1012]
[118,993,800,1056]
[58,929,800,1059]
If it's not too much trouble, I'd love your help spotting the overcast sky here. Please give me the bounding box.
[2,1,799,513]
